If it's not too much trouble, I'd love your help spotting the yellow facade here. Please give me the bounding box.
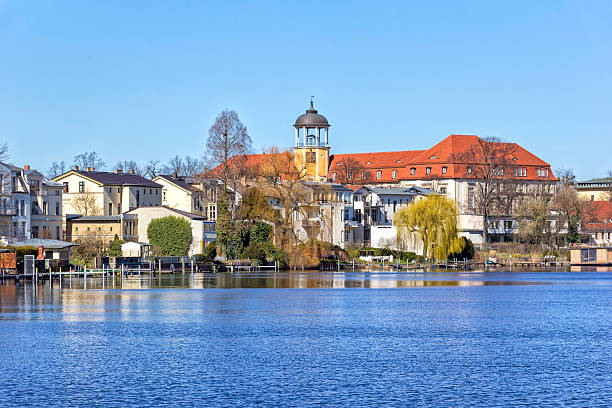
[294,146,330,182]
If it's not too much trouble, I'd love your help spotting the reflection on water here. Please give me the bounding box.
[2,269,612,406]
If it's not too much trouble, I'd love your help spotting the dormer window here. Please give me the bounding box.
[429,155,438,159]
[467,166,473,174]
[366,161,372,165]
[396,160,402,163]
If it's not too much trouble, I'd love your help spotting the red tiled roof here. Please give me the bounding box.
[583,201,612,232]
[209,134,557,184]
[329,134,557,183]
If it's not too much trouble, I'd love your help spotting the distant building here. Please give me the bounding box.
[22,167,64,240]
[352,186,437,250]
[126,206,215,255]
[582,201,612,246]
[65,214,138,243]
[153,175,206,216]
[0,162,31,242]
[53,167,162,217]
[577,177,612,202]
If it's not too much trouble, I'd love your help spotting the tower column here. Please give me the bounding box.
[295,127,298,147]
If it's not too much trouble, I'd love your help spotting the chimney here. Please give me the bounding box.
[129,169,135,175]
[24,165,30,170]
[74,165,79,170]
[115,169,123,174]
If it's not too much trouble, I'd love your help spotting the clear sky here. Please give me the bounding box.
[1,0,610,179]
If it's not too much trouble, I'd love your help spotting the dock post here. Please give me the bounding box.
[84,266,87,290]
[382,259,385,271]
[352,258,355,272]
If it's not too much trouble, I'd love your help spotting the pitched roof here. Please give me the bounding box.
[329,134,556,182]
[154,175,198,192]
[55,170,162,188]
[583,201,612,232]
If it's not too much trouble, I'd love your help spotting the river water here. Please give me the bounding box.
[1,269,611,407]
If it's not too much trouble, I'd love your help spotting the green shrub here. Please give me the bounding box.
[205,243,217,262]
[242,242,266,264]
[447,237,475,260]
[251,221,272,244]
[147,216,192,256]
[108,235,125,257]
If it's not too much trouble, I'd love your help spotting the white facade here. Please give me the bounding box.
[54,169,162,217]
[126,206,209,256]
[0,163,31,242]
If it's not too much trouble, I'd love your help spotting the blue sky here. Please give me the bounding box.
[1,0,610,179]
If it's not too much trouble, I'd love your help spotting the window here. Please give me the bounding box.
[442,166,447,174]
[467,166,473,174]
[392,170,397,179]
[110,227,113,232]
[63,182,69,193]
[332,173,336,181]
[410,167,416,175]
[42,201,48,215]
[75,227,78,232]
[467,185,475,210]
[347,171,352,181]
[516,168,527,177]
[376,171,382,179]
[426,167,431,175]
[440,187,447,195]
[55,202,60,215]
[78,181,85,193]
[361,171,366,180]
[136,190,140,207]
[504,220,513,230]
[150,189,152,194]
[306,152,316,163]
[56,226,60,239]
[108,203,113,215]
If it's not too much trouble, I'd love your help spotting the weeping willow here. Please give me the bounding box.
[394,195,464,260]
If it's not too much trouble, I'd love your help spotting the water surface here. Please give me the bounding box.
[1,269,611,407]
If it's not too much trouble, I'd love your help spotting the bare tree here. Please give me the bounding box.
[163,155,184,177]
[556,168,576,187]
[47,161,67,178]
[71,191,102,216]
[183,155,203,177]
[452,136,518,248]
[143,160,161,178]
[332,156,371,184]
[257,147,329,266]
[113,160,142,175]
[0,142,8,162]
[74,152,105,171]
[205,109,253,191]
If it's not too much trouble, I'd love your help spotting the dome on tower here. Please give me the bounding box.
[294,101,330,127]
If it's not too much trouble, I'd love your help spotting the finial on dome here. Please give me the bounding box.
[310,95,314,109]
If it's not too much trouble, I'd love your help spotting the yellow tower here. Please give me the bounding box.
[294,99,331,182]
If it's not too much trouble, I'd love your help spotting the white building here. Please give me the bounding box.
[352,186,437,251]
[0,162,30,242]
[54,167,163,217]
[153,175,206,216]
[126,206,215,256]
